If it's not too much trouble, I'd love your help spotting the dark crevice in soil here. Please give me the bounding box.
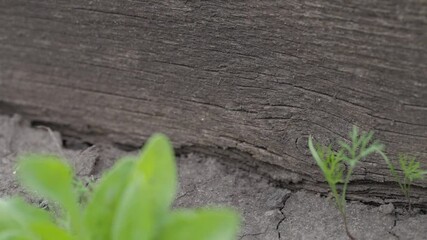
[177,144,306,183]
[238,228,268,240]
[30,120,95,150]
[276,193,291,239]
[112,142,140,152]
[388,213,400,240]
[62,136,93,150]
[175,184,197,202]
[29,119,109,145]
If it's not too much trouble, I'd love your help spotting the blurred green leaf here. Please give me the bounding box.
[17,154,84,237]
[112,173,154,240]
[156,209,239,240]
[30,222,73,240]
[17,155,76,213]
[308,137,324,171]
[83,157,135,240]
[0,198,72,240]
[112,134,176,240]
[0,231,32,240]
[134,134,177,213]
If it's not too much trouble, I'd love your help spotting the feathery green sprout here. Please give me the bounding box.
[309,126,383,240]
[378,152,427,212]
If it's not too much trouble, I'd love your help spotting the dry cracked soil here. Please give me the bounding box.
[0,114,426,240]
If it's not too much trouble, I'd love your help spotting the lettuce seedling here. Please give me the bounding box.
[378,152,427,213]
[308,126,383,240]
[0,134,239,240]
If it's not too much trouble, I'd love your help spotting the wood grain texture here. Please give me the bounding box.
[0,0,426,206]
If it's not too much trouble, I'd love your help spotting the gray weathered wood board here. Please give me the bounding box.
[0,0,426,206]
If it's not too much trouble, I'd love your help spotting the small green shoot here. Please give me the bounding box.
[378,152,427,213]
[308,126,384,240]
[0,134,240,240]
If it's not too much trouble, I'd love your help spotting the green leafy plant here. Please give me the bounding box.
[378,152,427,212]
[308,126,384,240]
[0,134,239,240]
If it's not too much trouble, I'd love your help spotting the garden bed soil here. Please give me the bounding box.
[0,114,426,240]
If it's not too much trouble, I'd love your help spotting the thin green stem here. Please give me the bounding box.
[330,186,342,212]
[377,151,404,190]
[340,165,355,214]
[407,183,412,213]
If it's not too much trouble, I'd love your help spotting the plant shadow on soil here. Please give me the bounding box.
[0,114,425,240]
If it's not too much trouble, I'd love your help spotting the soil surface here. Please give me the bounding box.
[0,114,426,240]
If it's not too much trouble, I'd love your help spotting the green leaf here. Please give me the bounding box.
[30,222,73,240]
[0,198,72,240]
[134,133,177,212]
[399,154,426,182]
[111,174,153,240]
[308,137,343,186]
[340,127,381,166]
[156,209,239,240]
[360,142,383,159]
[324,150,344,185]
[308,137,324,170]
[17,154,76,213]
[351,126,359,147]
[86,134,177,240]
[111,134,177,240]
[0,231,32,240]
[83,157,136,240]
[0,199,26,231]
[16,154,82,236]
[338,141,352,155]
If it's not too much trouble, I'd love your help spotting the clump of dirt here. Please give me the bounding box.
[0,114,425,239]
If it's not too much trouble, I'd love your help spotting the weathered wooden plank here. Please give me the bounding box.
[0,0,426,206]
